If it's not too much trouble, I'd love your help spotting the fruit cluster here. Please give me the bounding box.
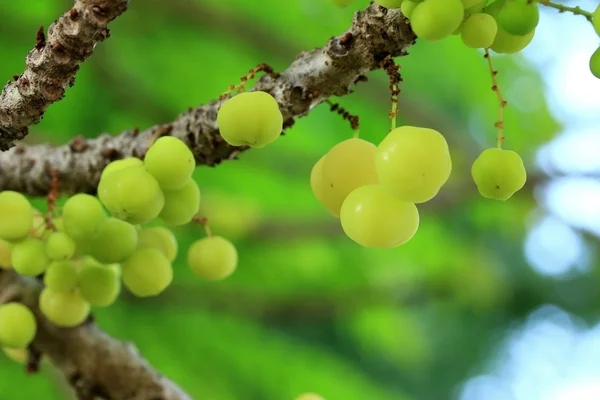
[0,136,238,351]
[332,0,600,78]
[311,126,451,249]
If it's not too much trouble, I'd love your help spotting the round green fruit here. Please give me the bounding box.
[217,91,283,148]
[0,303,36,349]
[0,191,33,242]
[471,148,527,201]
[498,0,539,36]
[122,249,173,297]
[376,0,404,8]
[590,47,600,79]
[461,13,498,49]
[188,236,238,281]
[340,185,419,248]
[410,0,464,42]
[39,289,90,328]
[375,126,452,203]
[144,136,195,190]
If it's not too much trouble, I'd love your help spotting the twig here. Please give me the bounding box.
[484,49,507,148]
[0,0,130,151]
[379,55,403,130]
[45,168,60,231]
[324,100,360,132]
[218,63,277,101]
[537,0,593,21]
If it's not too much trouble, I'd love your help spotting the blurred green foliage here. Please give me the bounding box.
[0,0,569,399]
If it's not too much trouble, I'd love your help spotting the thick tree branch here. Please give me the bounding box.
[0,268,192,400]
[0,0,130,151]
[0,4,416,196]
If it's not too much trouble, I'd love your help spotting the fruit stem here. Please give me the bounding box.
[325,99,360,134]
[536,0,593,21]
[484,49,507,149]
[218,63,275,101]
[390,87,398,131]
[193,216,213,238]
[45,168,60,232]
[353,128,360,138]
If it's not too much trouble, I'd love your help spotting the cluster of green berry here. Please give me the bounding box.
[334,0,600,78]
[309,125,525,249]
[310,126,448,249]
[0,136,239,351]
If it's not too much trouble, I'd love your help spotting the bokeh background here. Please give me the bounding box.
[1,0,600,399]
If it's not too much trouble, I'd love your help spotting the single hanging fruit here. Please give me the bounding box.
[217,91,283,148]
[471,147,527,200]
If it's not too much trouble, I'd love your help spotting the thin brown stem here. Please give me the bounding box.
[484,49,507,148]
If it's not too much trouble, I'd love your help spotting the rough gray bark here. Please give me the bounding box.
[0,0,129,151]
[0,268,192,400]
[0,4,416,196]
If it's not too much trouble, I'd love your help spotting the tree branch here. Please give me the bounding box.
[0,0,130,151]
[0,268,192,400]
[0,4,416,196]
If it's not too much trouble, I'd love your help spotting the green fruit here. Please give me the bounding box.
[410,0,464,42]
[89,218,138,263]
[159,180,201,226]
[461,13,498,48]
[375,126,452,203]
[45,232,76,261]
[461,0,482,8]
[137,227,178,262]
[590,47,600,79]
[0,240,12,269]
[187,236,238,281]
[401,0,420,18]
[465,0,487,15]
[498,0,539,36]
[101,157,143,180]
[217,91,283,148]
[471,148,527,200]
[490,27,534,54]
[122,249,173,297]
[377,0,404,8]
[39,289,90,328]
[0,191,33,242]
[11,238,49,276]
[98,166,164,225]
[318,138,379,217]
[144,136,195,191]
[78,263,121,307]
[483,0,507,17]
[62,194,107,241]
[340,185,419,248]
[295,394,326,400]
[44,261,78,293]
[0,303,36,349]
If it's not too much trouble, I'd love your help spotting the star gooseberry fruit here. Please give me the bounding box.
[374,125,452,204]
[410,0,464,42]
[216,91,283,148]
[471,148,527,201]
